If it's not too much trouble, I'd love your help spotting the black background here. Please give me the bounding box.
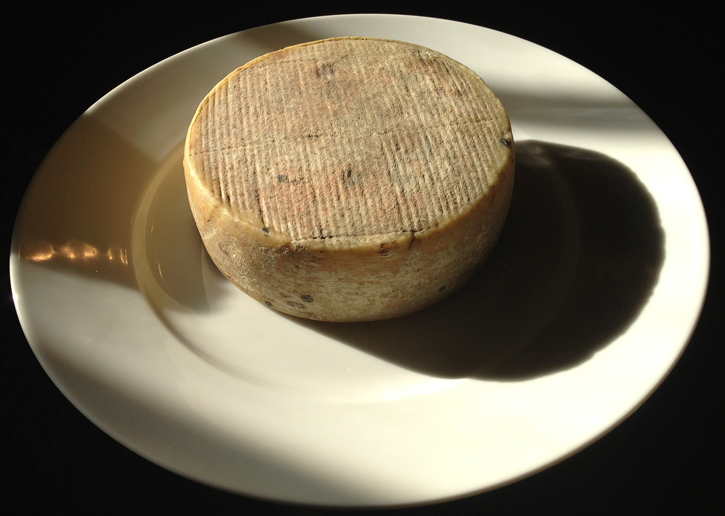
[2,2,723,514]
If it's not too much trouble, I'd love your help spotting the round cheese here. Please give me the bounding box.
[183,37,514,322]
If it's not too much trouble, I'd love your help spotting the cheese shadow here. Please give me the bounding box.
[294,140,665,380]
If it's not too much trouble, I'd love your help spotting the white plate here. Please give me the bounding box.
[10,14,709,507]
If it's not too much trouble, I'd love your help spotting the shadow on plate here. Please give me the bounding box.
[152,139,665,381]
[288,140,665,380]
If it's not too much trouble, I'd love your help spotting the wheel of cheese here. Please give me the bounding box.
[183,37,514,322]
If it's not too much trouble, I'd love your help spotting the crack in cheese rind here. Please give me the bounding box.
[184,37,514,321]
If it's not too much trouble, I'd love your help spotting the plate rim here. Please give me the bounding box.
[9,12,711,508]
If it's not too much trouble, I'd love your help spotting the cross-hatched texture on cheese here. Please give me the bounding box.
[184,37,514,322]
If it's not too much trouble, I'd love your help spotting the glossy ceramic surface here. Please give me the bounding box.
[10,14,709,507]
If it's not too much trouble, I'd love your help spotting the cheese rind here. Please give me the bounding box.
[184,37,514,322]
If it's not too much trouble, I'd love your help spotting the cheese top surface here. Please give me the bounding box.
[185,37,512,249]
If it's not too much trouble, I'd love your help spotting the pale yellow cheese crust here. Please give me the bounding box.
[184,37,514,321]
